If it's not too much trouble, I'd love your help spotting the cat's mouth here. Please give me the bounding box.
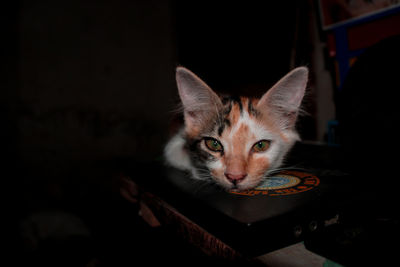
[215,176,263,191]
[209,168,264,191]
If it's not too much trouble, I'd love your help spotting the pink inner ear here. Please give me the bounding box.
[179,90,195,110]
[176,67,219,110]
[256,67,308,129]
[175,67,223,131]
[288,82,306,107]
[258,67,308,112]
[185,110,197,119]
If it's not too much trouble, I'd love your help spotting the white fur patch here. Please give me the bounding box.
[164,129,192,171]
[208,158,223,171]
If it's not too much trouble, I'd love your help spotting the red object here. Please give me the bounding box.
[327,33,337,57]
[347,13,400,51]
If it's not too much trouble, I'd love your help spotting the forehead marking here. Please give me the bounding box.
[217,96,289,144]
[226,113,256,157]
[229,102,241,126]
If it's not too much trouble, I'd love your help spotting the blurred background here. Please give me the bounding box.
[2,0,400,266]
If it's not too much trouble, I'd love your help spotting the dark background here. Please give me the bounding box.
[2,0,329,266]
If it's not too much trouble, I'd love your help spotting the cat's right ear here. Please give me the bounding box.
[176,67,222,131]
[257,67,308,129]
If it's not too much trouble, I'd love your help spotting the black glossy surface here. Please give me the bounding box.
[131,142,351,256]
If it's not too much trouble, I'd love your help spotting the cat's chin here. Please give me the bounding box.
[225,185,257,192]
[216,179,262,192]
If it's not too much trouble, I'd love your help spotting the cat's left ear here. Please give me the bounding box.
[257,67,308,128]
[176,67,223,131]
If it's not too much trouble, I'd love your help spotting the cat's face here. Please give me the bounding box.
[176,67,308,190]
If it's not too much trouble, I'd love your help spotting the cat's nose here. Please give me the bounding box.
[225,172,247,185]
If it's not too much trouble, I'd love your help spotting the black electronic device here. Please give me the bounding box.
[132,142,352,257]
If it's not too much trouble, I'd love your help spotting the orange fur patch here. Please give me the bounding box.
[184,124,201,139]
[229,102,241,125]
[248,156,270,178]
[225,155,247,176]
[224,122,255,176]
[232,123,250,151]
[250,98,259,107]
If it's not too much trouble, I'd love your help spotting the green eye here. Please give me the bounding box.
[205,138,223,152]
[252,140,270,152]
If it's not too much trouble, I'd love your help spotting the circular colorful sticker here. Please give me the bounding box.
[229,170,320,196]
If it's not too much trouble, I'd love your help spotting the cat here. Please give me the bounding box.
[164,66,308,191]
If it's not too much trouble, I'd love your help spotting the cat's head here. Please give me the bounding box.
[176,67,308,190]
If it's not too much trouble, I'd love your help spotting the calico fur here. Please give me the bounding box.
[164,67,308,190]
